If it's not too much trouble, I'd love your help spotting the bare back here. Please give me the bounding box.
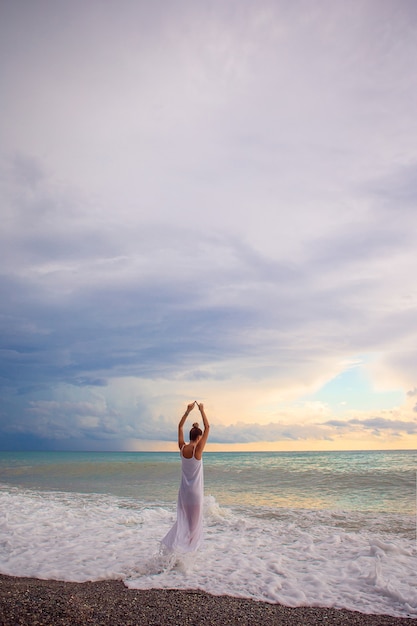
[182,442,205,460]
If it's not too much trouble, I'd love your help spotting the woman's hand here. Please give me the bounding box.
[186,402,196,414]
[197,402,204,411]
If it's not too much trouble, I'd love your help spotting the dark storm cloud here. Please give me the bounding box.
[1,0,417,448]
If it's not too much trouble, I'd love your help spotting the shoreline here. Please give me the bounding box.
[0,574,414,626]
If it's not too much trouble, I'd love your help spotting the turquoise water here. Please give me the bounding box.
[0,449,415,514]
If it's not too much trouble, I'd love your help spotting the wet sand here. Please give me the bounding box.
[1,574,415,625]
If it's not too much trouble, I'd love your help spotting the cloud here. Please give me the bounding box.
[323,417,417,437]
[209,420,334,444]
[1,1,417,449]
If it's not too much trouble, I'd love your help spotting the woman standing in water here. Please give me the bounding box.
[161,401,210,552]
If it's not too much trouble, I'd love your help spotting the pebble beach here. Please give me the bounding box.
[0,574,415,626]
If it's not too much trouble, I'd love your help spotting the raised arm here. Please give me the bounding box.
[195,403,210,456]
[178,402,196,449]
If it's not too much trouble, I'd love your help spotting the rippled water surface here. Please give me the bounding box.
[0,449,415,513]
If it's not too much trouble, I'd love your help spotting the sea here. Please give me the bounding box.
[0,449,416,617]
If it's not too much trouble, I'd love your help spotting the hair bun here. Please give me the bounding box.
[192,422,199,429]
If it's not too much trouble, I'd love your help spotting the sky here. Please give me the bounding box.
[1,0,417,452]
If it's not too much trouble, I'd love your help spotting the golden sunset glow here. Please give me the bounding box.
[1,2,416,452]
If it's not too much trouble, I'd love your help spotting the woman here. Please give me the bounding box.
[161,401,210,553]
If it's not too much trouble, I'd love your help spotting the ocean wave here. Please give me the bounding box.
[0,487,415,617]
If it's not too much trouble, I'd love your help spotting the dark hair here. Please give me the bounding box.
[190,424,202,441]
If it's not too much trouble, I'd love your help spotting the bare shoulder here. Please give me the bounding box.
[194,441,207,460]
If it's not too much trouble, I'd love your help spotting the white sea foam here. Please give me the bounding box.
[0,487,415,617]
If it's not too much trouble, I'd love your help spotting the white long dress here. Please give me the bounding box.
[161,445,204,552]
